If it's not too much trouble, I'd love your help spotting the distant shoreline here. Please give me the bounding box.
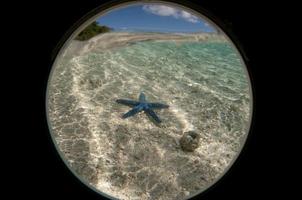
[84,31,224,40]
[65,32,226,59]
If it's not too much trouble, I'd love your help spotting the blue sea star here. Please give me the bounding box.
[116,92,169,123]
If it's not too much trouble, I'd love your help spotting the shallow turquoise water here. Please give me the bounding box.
[120,41,249,94]
[78,40,250,102]
[71,39,251,141]
[48,38,252,200]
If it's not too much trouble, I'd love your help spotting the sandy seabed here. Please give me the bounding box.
[47,32,251,200]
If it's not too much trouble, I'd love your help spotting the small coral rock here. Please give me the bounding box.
[180,131,200,152]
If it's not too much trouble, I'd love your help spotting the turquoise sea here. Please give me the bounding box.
[47,35,252,200]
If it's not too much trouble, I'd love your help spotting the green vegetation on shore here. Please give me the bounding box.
[75,22,112,41]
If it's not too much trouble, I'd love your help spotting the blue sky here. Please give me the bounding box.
[97,4,216,33]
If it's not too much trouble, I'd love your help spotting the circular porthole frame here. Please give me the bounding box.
[46,0,255,199]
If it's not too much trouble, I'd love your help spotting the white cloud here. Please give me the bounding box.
[180,10,199,23]
[142,5,199,23]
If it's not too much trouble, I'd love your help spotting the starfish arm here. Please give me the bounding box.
[139,92,146,102]
[122,105,143,118]
[148,102,169,109]
[145,108,162,123]
[116,99,140,107]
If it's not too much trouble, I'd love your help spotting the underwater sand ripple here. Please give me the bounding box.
[48,32,251,200]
